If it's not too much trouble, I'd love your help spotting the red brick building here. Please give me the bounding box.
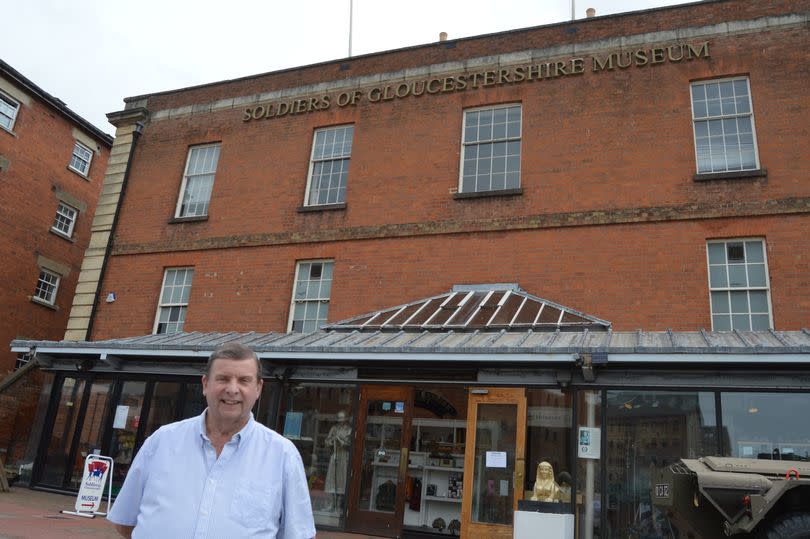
[0,60,111,372]
[10,2,810,538]
[72,1,807,340]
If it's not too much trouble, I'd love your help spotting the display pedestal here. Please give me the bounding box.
[513,500,574,539]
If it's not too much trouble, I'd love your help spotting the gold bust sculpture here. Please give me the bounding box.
[531,461,561,502]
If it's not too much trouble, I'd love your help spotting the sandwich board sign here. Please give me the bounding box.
[62,454,114,518]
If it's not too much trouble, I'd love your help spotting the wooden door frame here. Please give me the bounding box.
[460,387,527,539]
[345,385,414,538]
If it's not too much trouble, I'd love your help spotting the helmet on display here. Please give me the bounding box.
[432,517,446,531]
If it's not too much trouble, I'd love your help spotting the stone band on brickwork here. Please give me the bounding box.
[110,196,810,256]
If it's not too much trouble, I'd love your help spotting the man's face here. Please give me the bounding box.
[202,357,263,427]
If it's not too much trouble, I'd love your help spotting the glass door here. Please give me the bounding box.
[38,376,87,487]
[460,388,527,539]
[346,385,414,537]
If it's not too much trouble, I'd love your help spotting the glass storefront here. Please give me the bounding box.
[68,380,113,489]
[34,374,204,492]
[277,383,357,528]
[721,392,810,460]
[28,370,810,539]
[605,391,717,538]
[40,377,86,487]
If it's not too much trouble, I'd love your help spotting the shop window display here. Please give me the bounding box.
[525,389,572,500]
[605,391,716,538]
[279,384,356,528]
[403,387,467,534]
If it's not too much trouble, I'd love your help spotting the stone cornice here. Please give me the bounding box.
[141,13,808,123]
[111,196,810,256]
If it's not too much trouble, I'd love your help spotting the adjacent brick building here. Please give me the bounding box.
[0,60,111,372]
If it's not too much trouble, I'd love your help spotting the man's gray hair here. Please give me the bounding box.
[205,342,261,378]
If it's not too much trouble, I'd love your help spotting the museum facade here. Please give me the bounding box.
[6,1,810,538]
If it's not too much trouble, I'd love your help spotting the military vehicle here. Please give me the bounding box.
[652,457,810,538]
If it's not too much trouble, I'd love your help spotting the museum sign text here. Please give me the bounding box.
[242,41,710,122]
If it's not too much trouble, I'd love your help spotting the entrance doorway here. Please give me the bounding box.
[346,385,414,537]
[460,388,527,539]
[345,385,469,538]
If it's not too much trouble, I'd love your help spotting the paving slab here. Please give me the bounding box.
[0,487,388,538]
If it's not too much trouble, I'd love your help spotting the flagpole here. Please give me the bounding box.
[571,0,576,20]
[348,0,354,57]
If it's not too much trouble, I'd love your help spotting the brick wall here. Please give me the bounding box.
[84,0,809,338]
[90,212,810,337]
[0,367,49,468]
[0,77,110,371]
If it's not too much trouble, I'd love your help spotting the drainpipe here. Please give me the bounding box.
[85,121,144,340]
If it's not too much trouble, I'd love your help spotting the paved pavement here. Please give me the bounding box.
[0,487,386,538]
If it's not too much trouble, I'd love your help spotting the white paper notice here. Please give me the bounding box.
[485,451,507,468]
[113,405,129,429]
[578,427,601,459]
[499,479,509,496]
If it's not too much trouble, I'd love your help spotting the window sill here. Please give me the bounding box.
[0,125,17,137]
[297,203,347,213]
[49,228,76,242]
[29,296,58,310]
[66,165,90,180]
[693,169,767,182]
[453,188,523,200]
[169,215,209,224]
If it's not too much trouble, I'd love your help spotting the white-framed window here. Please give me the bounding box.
[175,144,220,217]
[288,260,333,333]
[0,92,20,131]
[33,268,61,306]
[52,202,78,238]
[460,103,521,193]
[69,141,93,176]
[707,239,772,331]
[305,125,354,206]
[154,268,194,334]
[691,78,759,174]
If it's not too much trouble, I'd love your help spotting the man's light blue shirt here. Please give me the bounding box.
[108,411,315,539]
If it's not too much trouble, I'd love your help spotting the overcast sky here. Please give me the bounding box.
[3,0,686,135]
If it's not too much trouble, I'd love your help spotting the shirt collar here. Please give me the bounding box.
[198,409,256,448]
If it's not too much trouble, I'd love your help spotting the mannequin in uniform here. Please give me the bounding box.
[324,410,351,512]
[531,461,561,502]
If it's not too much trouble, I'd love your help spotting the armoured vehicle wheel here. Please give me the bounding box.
[759,512,810,539]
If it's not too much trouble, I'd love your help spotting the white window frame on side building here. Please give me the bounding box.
[706,239,772,331]
[691,77,760,175]
[51,201,78,239]
[304,125,354,206]
[153,267,194,334]
[288,260,334,333]
[175,144,221,218]
[68,141,94,176]
[0,91,20,132]
[33,268,61,306]
[459,103,522,194]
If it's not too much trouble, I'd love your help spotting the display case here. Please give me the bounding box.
[371,418,463,535]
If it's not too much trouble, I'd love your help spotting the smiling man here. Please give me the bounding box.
[108,342,315,539]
